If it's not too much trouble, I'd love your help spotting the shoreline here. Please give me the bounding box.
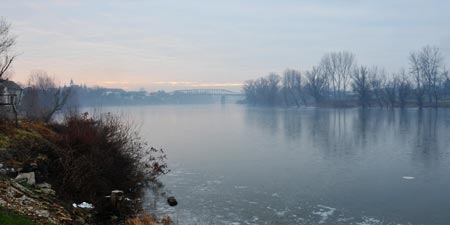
[0,118,170,225]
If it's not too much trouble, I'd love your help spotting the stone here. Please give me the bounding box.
[15,172,36,186]
[167,196,178,206]
[37,188,55,196]
[0,168,6,175]
[36,209,50,217]
[0,163,3,168]
[36,182,51,189]
[21,198,32,206]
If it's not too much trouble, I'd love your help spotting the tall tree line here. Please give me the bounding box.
[243,46,449,108]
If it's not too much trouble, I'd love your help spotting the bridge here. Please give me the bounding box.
[170,89,244,96]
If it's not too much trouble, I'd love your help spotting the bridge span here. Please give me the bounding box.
[170,89,244,96]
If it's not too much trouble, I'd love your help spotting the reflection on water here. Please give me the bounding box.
[92,105,450,225]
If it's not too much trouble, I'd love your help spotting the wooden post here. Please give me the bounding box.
[110,190,124,209]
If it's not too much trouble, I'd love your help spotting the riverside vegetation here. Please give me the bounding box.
[243,49,450,108]
[0,114,170,225]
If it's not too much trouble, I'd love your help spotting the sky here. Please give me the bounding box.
[1,0,450,91]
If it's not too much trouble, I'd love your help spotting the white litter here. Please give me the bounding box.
[402,176,415,180]
[72,202,94,209]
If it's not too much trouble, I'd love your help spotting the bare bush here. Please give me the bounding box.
[49,112,169,216]
[21,71,71,122]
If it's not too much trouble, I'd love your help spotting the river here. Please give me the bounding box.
[93,105,450,225]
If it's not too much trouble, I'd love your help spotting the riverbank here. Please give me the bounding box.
[0,175,88,224]
[0,116,169,225]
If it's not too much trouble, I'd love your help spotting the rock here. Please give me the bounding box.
[0,168,6,175]
[0,163,3,168]
[35,182,55,195]
[0,176,92,225]
[21,198,32,206]
[37,188,55,196]
[167,196,178,206]
[36,209,49,217]
[15,172,36,186]
[59,217,73,221]
[36,182,51,189]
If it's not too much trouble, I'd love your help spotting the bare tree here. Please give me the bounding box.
[409,46,446,107]
[21,71,72,122]
[305,66,328,104]
[243,73,281,106]
[266,73,281,106]
[395,69,412,108]
[0,19,16,79]
[409,52,425,108]
[385,78,398,108]
[320,51,356,99]
[282,69,302,107]
[243,79,257,104]
[368,67,387,107]
[352,66,371,107]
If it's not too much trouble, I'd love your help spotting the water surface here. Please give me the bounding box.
[99,105,450,225]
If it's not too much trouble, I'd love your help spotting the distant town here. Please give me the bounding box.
[63,80,243,106]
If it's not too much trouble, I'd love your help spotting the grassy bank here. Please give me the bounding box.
[0,207,49,225]
[0,113,169,224]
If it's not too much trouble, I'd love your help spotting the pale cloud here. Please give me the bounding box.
[1,0,450,90]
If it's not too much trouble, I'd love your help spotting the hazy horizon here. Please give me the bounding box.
[2,0,450,91]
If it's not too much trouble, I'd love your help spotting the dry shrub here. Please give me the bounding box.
[126,218,151,225]
[49,112,169,215]
[141,214,157,225]
[125,214,172,225]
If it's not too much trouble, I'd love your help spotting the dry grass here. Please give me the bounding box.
[125,214,172,225]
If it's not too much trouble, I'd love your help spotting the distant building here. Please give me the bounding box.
[0,79,22,125]
[0,79,22,105]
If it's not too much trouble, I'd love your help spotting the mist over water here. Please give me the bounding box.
[92,105,450,225]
